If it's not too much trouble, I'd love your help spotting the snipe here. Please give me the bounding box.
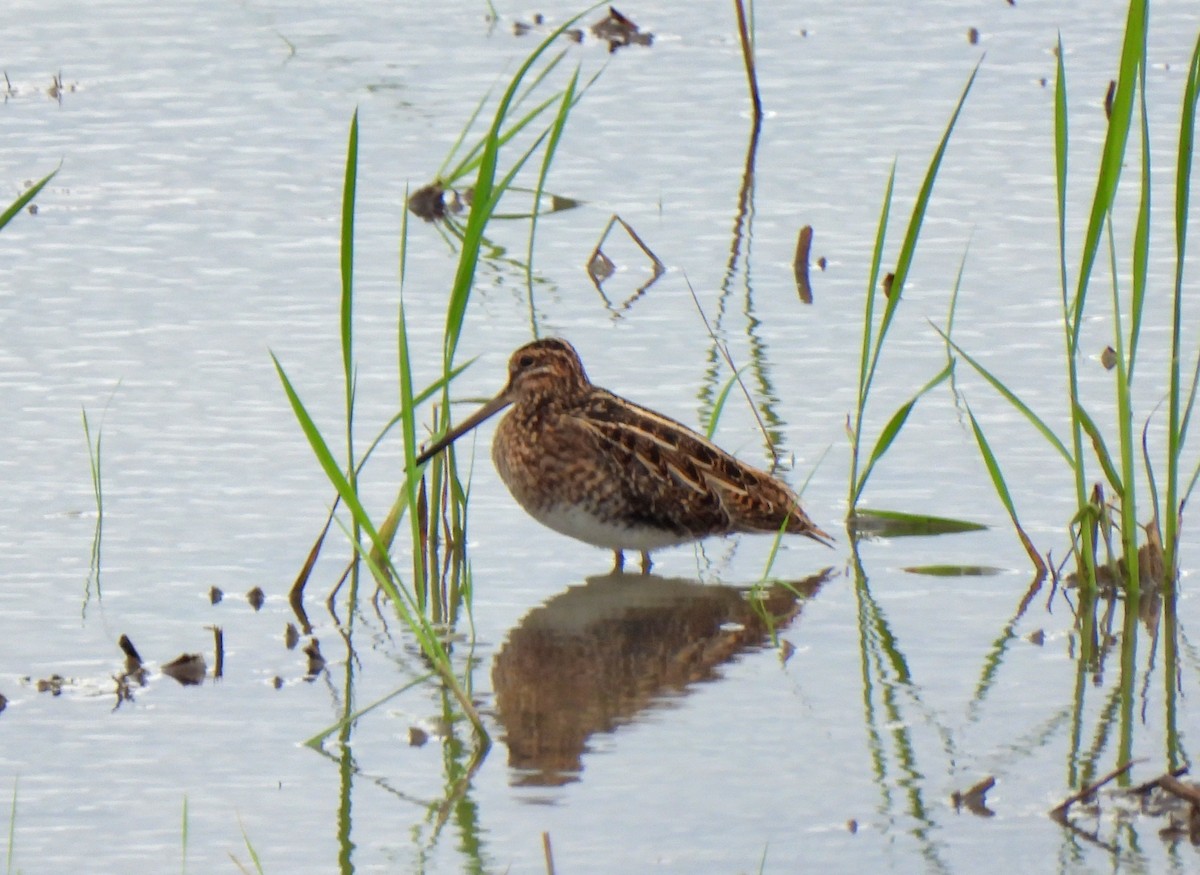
[416,338,832,572]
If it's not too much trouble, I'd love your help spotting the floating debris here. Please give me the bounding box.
[587,248,616,283]
[303,638,326,678]
[210,585,223,604]
[777,639,796,664]
[284,622,300,650]
[117,634,143,666]
[161,653,207,686]
[36,674,67,695]
[1050,764,1200,844]
[211,626,225,679]
[0,692,7,714]
[408,181,469,222]
[115,635,148,699]
[247,586,265,611]
[1104,79,1116,119]
[794,225,815,304]
[1101,345,1117,370]
[952,776,996,817]
[968,27,980,45]
[587,214,664,310]
[591,7,653,52]
[1050,760,1137,822]
[409,727,429,747]
[272,676,284,689]
[44,71,77,102]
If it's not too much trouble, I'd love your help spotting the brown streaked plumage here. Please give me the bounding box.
[416,338,832,573]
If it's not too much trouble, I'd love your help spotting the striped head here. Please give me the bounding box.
[503,338,593,406]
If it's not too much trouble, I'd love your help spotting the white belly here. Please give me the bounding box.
[526,502,693,552]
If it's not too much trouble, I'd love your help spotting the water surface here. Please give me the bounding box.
[2,1,1199,872]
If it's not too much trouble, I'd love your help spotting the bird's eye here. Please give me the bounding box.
[517,354,535,369]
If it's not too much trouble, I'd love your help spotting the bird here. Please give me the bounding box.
[415,338,832,573]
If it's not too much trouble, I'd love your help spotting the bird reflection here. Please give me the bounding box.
[492,569,830,786]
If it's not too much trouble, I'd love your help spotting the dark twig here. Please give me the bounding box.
[732,0,761,122]
[794,225,814,304]
[1127,766,1189,795]
[951,776,996,816]
[1049,759,1141,820]
[1159,774,1200,806]
[684,276,780,469]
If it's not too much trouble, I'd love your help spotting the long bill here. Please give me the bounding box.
[413,390,513,466]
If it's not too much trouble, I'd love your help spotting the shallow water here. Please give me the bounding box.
[3,1,1200,872]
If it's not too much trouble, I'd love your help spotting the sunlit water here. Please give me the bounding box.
[3,1,1200,872]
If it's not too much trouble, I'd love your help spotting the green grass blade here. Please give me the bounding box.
[1055,28,1093,592]
[442,13,596,369]
[82,408,103,515]
[850,63,975,511]
[273,353,487,737]
[1074,401,1123,498]
[396,184,429,592]
[303,674,433,748]
[442,49,571,184]
[341,110,359,437]
[936,324,1074,467]
[0,167,57,232]
[1105,204,1139,593]
[444,90,561,186]
[1165,29,1200,582]
[436,86,494,182]
[964,403,1046,574]
[237,816,265,875]
[397,294,426,590]
[1127,67,1151,375]
[852,360,952,505]
[6,777,16,875]
[851,508,985,537]
[857,164,894,411]
[706,366,750,440]
[888,60,980,307]
[848,165,894,502]
[274,353,427,626]
[943,237,972,356]
[273,354,379,544]
[1067,0,1145,352]
[525,64,582,297]
[1055,33,1069,300]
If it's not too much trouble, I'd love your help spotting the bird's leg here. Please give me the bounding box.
[612,550,626,573]
[640,551,652,575]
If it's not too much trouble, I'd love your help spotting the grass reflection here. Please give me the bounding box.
[850,540,950,873]
[851,527,1193,864]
